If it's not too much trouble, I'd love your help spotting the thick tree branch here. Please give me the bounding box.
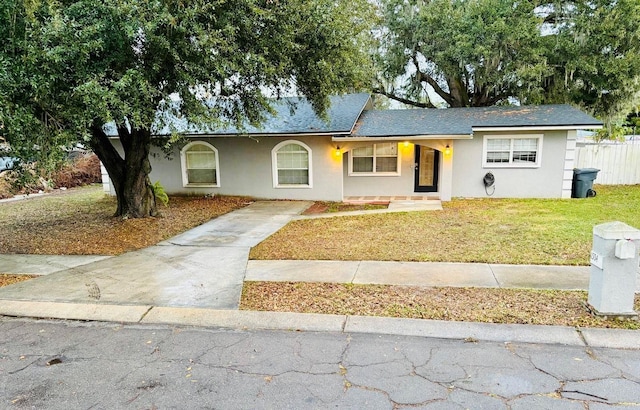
[117,123,131,153]
[410,53,456,107]
[372,87,436,108]
[89,121,124,183]
[416,72,456,107]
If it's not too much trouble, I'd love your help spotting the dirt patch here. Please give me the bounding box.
[241,282,640,330]
[302,201,389,215]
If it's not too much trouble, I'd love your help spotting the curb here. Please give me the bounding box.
[1,300,638,349]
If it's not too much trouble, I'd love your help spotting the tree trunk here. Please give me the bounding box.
[90,123,158,218]
[446,75,469,107]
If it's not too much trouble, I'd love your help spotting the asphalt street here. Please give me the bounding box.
[1,318,639,409]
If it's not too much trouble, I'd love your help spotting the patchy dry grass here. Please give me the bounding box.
[251,185,640,265]
[241,282,640,330]
[0,185,250,255]
[0,274,37,287]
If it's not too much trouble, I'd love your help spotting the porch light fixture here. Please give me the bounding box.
[445,144,451,156]
[403,141,409,147]
[335,146,342,156]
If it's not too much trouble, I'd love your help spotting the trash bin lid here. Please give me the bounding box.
[573,168,600,174]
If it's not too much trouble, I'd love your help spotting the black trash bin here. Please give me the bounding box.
[572,168,600,198]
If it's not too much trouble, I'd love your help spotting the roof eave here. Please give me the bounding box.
[107,130,351,139]
[332,134,473,141]
[188,131,350,138]
[472,125,603,132]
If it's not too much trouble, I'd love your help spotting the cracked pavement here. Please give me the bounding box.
[1,318,639,409]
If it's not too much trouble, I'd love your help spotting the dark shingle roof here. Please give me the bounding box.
[351,105,602,137]
[104,93,371,137]
[211,93,370,135]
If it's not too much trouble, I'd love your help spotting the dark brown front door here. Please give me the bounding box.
[414,145,439,192]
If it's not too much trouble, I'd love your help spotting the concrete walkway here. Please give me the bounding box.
[0,254,110,275]
[0,201,311,309]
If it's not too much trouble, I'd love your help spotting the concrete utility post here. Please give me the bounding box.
[588,221,640,318]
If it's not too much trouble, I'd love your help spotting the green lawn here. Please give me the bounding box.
[250,185,640,265]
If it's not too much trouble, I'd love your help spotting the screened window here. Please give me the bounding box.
[272,141,312,187]
[483,135,542,167]
[350,143,400,175]
[181,142,220,187]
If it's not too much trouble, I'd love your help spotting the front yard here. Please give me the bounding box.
[251,185,640,265]
[0,185,250,255]
[2,184,639,329]
[3,184,637,263]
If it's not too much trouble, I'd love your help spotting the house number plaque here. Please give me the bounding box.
[590,251,604,269]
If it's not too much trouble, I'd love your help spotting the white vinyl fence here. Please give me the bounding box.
[575,143,640,185]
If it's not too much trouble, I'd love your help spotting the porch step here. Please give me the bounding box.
[387,200,442,211]
[343,195,440,204]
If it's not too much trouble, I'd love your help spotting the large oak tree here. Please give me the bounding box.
[375,0,640,124]
[375,0,548,108]
[0,0,374,217]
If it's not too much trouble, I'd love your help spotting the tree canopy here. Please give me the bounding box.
[375,0,640,124]
[540,0,640,123]
[0,0,375,217]
[375,0,548,108]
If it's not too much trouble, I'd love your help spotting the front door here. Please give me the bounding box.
[414,145,439,192]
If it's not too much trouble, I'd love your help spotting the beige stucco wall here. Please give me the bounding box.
[451,130,569,198]
[104,131,569,201]
[110,136,344,201]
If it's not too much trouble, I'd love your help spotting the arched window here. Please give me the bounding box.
[180,141,220,187]
[272,140,312,188]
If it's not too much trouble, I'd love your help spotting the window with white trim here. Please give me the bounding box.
[272,140,312,188]
[180,141,220,187]
[349,142,400,175]
[483,135,542,167]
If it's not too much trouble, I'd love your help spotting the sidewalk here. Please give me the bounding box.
[2,257,596,291]
[245,260,595,291]
[2,254,638,348]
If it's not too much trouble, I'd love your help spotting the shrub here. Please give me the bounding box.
[52,154,101,188]
[0,172,15,199]
[0,153,102,198]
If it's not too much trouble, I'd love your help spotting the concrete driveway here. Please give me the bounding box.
[0,201,311,309]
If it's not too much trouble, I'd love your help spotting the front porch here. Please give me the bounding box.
[339,141,454,202]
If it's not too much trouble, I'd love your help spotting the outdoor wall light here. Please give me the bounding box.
[445,144,451,156]
[403,141,409,147]
[335,146,342,156]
